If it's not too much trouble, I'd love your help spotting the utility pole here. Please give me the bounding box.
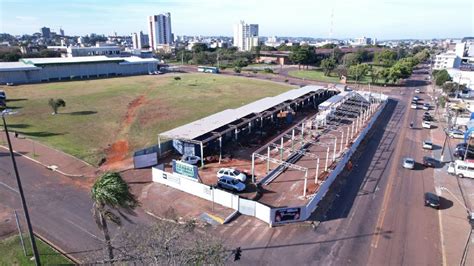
[2,110,41,265]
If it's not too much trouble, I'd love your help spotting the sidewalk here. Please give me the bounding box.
[430,97,473,265]
[0,131,98,179]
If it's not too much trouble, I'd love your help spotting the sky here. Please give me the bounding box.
[0,0,473,39]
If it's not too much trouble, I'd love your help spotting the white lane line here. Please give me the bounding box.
[0,180,19,193]
[64,218,103,242]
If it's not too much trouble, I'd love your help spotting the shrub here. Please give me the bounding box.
[234,67,241,73]
[263,68,274,74]
[174,76,181,81]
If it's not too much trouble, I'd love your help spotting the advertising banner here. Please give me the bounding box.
[274,207,301,223]
[172,160,199,180]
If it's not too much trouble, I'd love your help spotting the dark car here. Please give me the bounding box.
[424,192,440,209]
[0,90,5,107]
[453,150,474,160]
[423,115,433,121]
[422,156,437,167]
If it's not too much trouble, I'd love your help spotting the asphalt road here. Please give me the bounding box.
[0,151,153,263]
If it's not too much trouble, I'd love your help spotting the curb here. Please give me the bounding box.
[0,145,85,178]
[34,232,81,264]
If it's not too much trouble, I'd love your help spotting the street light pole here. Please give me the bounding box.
[2,111,41,265]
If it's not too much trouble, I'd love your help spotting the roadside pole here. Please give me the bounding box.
[14,210,27,256]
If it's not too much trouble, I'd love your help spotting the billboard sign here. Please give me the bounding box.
[172,160,198,180]
[274,207,301,223]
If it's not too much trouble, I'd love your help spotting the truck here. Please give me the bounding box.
[447,159,474,178]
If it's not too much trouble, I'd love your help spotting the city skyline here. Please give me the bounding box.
[0,0,473,39]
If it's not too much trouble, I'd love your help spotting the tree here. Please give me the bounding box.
[334,64,348,79]
[176,50,193,64]
[48,98,66,115]
[91,172,139,261]
[348,63,369,82]
[192,43,208,54]
[331,48,344,64]
[321,43,337,49]
[369,68,381,84]
[342,53,362,67]
[320,58,336,76]
[373,49,397,66]
[434,69,451,86]
[442,81,466,95]
[289,45,315,69]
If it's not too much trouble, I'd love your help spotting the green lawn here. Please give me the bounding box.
[0,235,72,265]
[288,69,373,84]
[2,73,293,165]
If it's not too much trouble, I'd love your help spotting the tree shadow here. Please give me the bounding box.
[66,111,97,116]
[15,131,66,137]
[6,98,28,102]
[6,123,30,129]
[0,151,28,157]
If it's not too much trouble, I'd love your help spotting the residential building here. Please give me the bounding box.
[41,27,51,39]
[59,28,65,36]
[233,21,259,51]
[353,37,372,46]
[148,13,173,50]
[132,31,149,49]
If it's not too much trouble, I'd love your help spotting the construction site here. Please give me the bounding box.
[152,85,388,225]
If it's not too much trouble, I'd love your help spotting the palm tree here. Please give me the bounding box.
[91,172,139,261]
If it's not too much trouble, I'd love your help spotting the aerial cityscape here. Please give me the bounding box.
[0,0,473,265]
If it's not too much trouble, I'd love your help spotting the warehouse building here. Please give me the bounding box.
[0,56,159,84]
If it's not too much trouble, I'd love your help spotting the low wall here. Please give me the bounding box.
[152,168,272,224]
[303,98,388,220]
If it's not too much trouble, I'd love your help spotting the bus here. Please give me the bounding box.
[197,66,219,73]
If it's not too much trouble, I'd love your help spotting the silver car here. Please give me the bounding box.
[403,157,415,169]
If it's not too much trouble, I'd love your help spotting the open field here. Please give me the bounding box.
[0,235,71,265]
[2,73,294,166]
[288,69,373,84]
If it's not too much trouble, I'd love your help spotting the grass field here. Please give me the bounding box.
[288,69,372,84]
[2,73,293,165]
[0,235,72,265]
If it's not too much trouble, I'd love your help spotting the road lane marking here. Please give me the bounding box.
[64,218,103,242]
[0,180,19,193]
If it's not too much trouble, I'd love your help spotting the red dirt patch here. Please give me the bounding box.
[105,139,129,165]
[124,95,146,126]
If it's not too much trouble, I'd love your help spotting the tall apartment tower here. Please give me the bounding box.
[233,21,259,51]
[148,13,172,50]
[41,27,51,39]
[132,31,149,49]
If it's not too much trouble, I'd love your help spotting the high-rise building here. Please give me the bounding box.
[59,28,65,36]
[233,21,259,51]
[41,27,51,38]
[132,31,149,49]
[148,13,172,49]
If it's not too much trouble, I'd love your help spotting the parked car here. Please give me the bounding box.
[422,120,431,129]
[422,140,433,150]
[423,111,430,116]
[411,103,418,109]
[424,192,440,209]
[422,156,437,167]
[423,115,433,121]
[403,157,415,169]
[181,155,201,165]
[413,96,420,101]
[415,89,421,93]
[217,176,246,192]
[217,168,247,182]
[447,129,465,139]
[422,103,430,110]
[0,90,5,107]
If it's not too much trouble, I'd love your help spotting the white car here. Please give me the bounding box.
[217,168,247,182]
[415,89,421,93]
[422,140,433,150]
[448,129,465,139]
[422,121,431,129]
[413,96,420,101]
[181,155,201,165]
[403,157,415,169]
[422,103,430,110]
[411,103,418,109]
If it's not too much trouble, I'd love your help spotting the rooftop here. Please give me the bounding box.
[160,85,328,141]
[0,62,39,72]
[20,56,124,65]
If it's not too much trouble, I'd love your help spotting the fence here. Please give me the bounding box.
[303,98,387,219]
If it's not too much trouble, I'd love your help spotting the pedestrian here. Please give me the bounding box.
[14,131,18,138]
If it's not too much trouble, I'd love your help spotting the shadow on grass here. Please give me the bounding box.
[6,98,28,102]
[6,123,30,129]
[66,111,97,116]
[16,131,66,137]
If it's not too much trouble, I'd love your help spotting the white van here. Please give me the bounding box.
[447,160,474,178]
